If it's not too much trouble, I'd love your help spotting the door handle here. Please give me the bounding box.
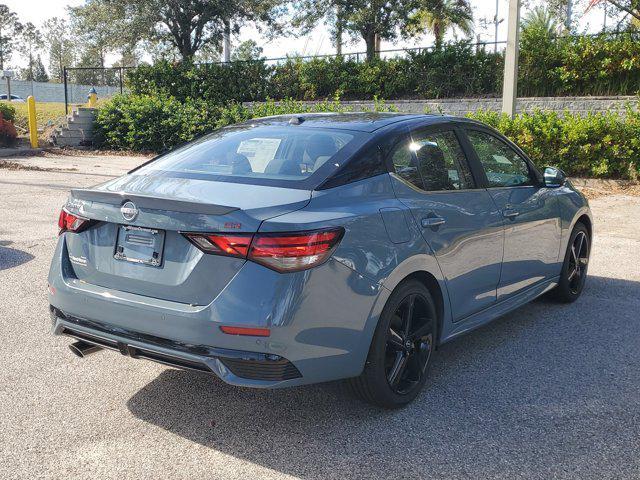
[503,209,520,219]
[421,216,446,228]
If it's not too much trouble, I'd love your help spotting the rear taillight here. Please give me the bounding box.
[183,233,253,257]
[249,229,344,272]
[184,228,344,272]
[58,209,93,235]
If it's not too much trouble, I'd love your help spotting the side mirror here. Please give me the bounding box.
[543,167,566,188]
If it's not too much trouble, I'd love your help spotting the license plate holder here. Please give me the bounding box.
[114,225,165,267]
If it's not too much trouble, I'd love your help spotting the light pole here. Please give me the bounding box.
[501,0,520,118]
[494,0,499,52]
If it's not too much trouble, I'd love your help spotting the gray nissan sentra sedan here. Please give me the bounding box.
[48,113,592,408]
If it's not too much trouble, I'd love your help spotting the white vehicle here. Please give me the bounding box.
[0,94,26,102]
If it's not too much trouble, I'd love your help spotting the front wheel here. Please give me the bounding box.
[550,223,590,303]
[349,280,437,408]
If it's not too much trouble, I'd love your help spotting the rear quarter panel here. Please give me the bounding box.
[259,174,451,372]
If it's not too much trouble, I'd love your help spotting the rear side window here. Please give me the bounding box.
[136,126,355,183]
[466,130,536,188]
[390,130,474,191]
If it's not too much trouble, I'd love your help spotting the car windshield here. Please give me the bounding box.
[136,125,358,187]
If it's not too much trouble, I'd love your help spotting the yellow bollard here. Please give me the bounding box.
[27,95,38,149]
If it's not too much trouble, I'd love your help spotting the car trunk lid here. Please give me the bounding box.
[62,175,311,305]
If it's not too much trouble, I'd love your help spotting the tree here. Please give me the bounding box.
[522,5,562,34]
[404,0,473,49]
[587,0,640,23]
[0,4,23,70]
[69,0,127,69]
[32,55,49,82]
[18,22,44,81]
[42,17,76,82]
[99,0,284,62]
[291,0,351,55]
[231,39,264,61]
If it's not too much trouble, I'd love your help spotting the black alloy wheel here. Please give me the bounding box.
[349,280,437,408]
[385,293,434,395]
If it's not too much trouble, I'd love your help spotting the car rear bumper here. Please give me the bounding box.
[48,236,388,388]
[51,306,302,387]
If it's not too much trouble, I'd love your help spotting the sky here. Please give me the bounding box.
[6,0,612,69]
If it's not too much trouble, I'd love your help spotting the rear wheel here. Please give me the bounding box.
[550,223,590,303]
[349,280,437,408]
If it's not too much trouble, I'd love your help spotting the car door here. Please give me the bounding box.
[387,125,504,321]
[463,128,562,300]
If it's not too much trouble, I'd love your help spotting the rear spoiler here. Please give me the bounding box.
[69,189,238,216]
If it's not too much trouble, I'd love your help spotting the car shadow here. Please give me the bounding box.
[127,275,640,478]
[0,245,35,271]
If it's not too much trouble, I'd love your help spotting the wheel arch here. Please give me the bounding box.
[575,213,592,239]
[401,271,445,344]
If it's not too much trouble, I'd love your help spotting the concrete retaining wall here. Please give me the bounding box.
[0,80,120,103]
[246,96,638,116]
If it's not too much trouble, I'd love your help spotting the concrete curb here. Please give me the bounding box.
[570,178,639,188]
[0,147,44,158]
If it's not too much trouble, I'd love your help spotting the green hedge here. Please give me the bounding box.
[127,44,503,103]
[94,94,395,152]
[468,108,640,179]
[95,93,639,180]
[126,33,640,103]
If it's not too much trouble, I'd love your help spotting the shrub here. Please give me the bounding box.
[96,93,639,180]
[0,102,16,123]
[94,94,396,152]
[0,113,18,147]
[125,33,640,102]
[126,43,504,102]
[467,108,640,180]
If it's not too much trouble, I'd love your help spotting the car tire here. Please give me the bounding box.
[550,222,590,303]
[349,280,437,409]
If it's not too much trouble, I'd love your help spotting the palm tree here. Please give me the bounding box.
[522,6,561,35]
[406,0,473,50]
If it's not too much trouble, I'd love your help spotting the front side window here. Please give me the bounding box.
[466,130,536,188]
[390,130,474,191]
[136,126,356,185]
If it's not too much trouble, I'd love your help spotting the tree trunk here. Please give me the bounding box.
[364,30,376,61]
[0,28,4,71]
[335,4,343,56]
[434,22,443,50]
[375,34,381,58]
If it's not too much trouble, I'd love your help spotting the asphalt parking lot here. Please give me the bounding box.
[1,153,639,480]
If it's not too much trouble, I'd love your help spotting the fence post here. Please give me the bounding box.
[27,96,38,148]
[63,67,69,115]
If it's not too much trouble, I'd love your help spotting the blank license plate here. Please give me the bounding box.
[114,225,165,267]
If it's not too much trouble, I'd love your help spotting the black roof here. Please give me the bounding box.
[240,112,462,133]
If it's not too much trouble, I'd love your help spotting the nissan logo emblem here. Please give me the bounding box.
[120,201,138,222]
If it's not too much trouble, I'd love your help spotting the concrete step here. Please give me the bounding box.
[57,129,89,139]
[72,107,97,114]
[67,121,94,130]
[54,136,86,147]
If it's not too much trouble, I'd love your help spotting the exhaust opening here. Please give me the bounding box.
[69,340,102,358]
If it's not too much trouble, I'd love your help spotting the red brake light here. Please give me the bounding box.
[183,228,344,272]
[58,209,92,235]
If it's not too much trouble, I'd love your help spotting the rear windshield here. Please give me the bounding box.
[135,125,361,188]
